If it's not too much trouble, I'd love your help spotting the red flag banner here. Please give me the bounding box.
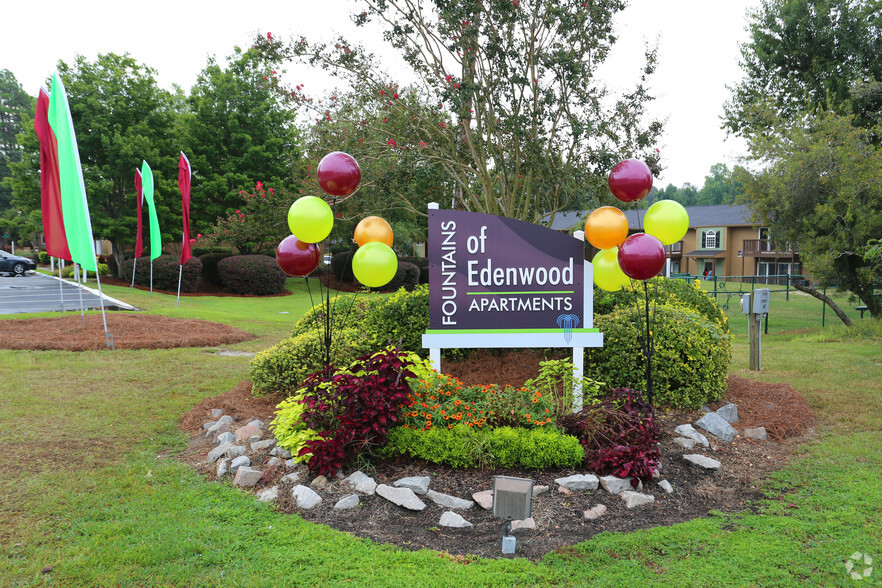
[178,151,192,265]
[134,169,144,258]
[34,87,71,261]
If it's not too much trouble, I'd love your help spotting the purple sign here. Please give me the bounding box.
[429,209,584,330]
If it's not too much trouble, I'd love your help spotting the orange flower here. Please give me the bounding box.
[454,400,461,406]
[448,424,454,429]
[545,409,550,413]
[532,399,538,403]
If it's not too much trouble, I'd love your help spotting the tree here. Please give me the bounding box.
[735,111,882,322]
[264,0,662,227]
[203,181,292,255]
[185,44,303,233]
[724,0,882,137]
[697,164,744,206]
[0,70,35,216]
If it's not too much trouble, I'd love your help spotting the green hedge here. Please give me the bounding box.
[60,263,110,278]
[585,305,731,408]
[377,261,420,292]
[362,285,429,354]
[594,277,728,330]
[217,255,287,295]
[382,424,584,469]
[119,255,202,291]
[199,252,235,286]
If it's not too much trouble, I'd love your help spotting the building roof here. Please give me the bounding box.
[547,203,754,232]
[624,203,752,230]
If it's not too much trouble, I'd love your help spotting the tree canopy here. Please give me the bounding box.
[724,0,882,137]
[264,0,663,226]
[0,69,35,220]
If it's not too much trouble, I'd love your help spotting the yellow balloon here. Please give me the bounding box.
[354,216,394,247]
[585,206,629,250]
[592,247,630,291]
[644,200,689,246]
[352,242,398,288]
[287,196,333,243]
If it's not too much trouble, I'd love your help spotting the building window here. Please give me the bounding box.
[703,230,717,249]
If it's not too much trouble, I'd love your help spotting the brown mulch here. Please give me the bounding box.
[176,352,817,560]
[0,314,253,351]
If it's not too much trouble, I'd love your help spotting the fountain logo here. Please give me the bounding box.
[845,551,873,581]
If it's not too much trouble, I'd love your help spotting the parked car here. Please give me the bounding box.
[0,250,37,276]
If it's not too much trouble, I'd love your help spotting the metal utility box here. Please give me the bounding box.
[752,288,770,314]
[492,476,533,521]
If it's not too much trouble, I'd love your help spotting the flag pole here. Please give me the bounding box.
[57,258,65,311]
[175,267,183,306]
[150,259,153,294]
[94,271,114,350]
[74,264,86,327]
[131,256,137,288]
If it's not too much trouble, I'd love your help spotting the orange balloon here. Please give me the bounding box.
[354,216,394,247]
[584,206,628,250]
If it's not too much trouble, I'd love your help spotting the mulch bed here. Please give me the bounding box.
[176,351,817,560]
[0,314,253,351]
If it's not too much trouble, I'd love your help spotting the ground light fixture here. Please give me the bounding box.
[492,475,534,554]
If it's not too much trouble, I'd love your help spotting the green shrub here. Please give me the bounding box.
[192,246,235,258]
[199,252,235,286]
[362,285,430,355]
[291,296,380,337]
[330,251,355,281]
[382,424,584,469]
[399,256,429,269]
[585,306,730,408]
[419,265,429,284]
[524,358,605,414]
[119,255,202,292]
[60,262,111,279]
[217,255,287,295]
[250,327,373,396]
[37,251,50,264]
[594,277,728,331]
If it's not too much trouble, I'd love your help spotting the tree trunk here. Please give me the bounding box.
[856,288,881,318]
[791,280,853,326]
[111,240,127,279]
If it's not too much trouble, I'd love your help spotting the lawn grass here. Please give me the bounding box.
[1,280,879,586]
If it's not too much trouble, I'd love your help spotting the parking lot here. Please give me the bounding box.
[0,273,134,314]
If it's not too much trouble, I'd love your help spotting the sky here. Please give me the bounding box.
[1,0,758,189]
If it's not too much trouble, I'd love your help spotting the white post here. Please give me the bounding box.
[175,265,183,306]
[430,348,441,373]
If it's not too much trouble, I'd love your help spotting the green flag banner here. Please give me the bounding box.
[47,74,97,272]
[140,160,162,261]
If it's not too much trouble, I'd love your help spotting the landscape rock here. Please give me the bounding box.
[426,489,474,510]
[233,466,263,488]
[215,432,235,446]
[532,485,549,497]
[376,484,426,511]
[555,474,599,491]
[230,455,250,475]
[205,421,230,439]
[439,511,472,528]
[267,457,282,468]
[234,424,262,441]
[695,412,739,443]
[621,491,655,509]
[247,419,265,429]
[672,437,696,450]
[251,439,276,452]
[557,486,572,495]
[583,504,607,520]
[715,403,739,423]
[744,427,768,441]
[256,486,279,503]
[284,459,296,469]
[511,518,536,531]
[281,472,301,484]
[216,458,231,478]
[344,471,378,495]
[658,480,674,494]
[207,441,239,463]
[270,447,292,458]
[310,475,328,490]
[683,454,722,470]
[600,476,641,494]
[472,490,493,510]
[211,408,224,419]
[291,485,322,509]
[674,424,710,448]
[393,476,430,495]
[334,494,361,510]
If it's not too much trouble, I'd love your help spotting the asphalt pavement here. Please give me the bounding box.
[0,272,135,314]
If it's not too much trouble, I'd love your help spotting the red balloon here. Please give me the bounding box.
[608,159,653,203]
[317,151,362,197]
[617,233,665,280]
[276,235,321,277]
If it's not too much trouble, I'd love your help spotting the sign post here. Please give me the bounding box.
[422,204,603,411]
[741,288,770,370]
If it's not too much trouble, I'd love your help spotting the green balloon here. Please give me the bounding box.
[287,196,333,243]
[592,247,630,292]
[352,242,398,288]
[644,199,689,246]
